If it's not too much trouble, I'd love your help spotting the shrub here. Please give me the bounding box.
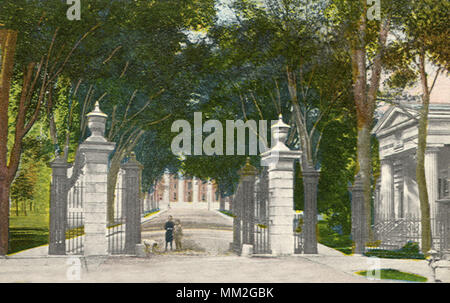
[364,241,425,260]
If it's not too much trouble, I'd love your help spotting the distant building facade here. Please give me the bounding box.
[151,171,220,204]
[373,104,450,223]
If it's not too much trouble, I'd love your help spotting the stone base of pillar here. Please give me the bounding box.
[136,244,146,258]
[241,244,253,257]
[84,232,108,256]
[269,234,295,256]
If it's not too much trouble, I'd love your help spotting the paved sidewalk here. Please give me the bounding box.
[4,249,445,283]
[2,208,448,283]
[0,253,368,283]
[302,253,450,283]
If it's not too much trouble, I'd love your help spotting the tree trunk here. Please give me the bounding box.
[356,123,373,243]
[351,9,390,245]
[416,52,432,254]
[0,179,11,255]
[0,29,18,255]
[352,12,373,243]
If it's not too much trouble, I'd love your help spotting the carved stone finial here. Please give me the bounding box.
[239,157,257,176]
[86,101,108,142]
[271,114,290,145]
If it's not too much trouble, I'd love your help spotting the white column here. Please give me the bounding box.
[207,179,213,210]
[402,153,414,216]
[394,184,401,219]
[374,181,381,224]
[178,174,184,203]
[425,148,439,220]
[144,192,149,212]
[403,176,410,216]
[193,177,199,203]
[380,159,394,219]
[163,171,170,205]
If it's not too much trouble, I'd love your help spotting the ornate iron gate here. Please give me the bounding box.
[49,152,85,255]
[107,153,143,255]
[107,170,125,254]
[254,167,271,254]
[66,176,84,254]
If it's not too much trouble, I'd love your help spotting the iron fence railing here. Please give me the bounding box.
[107,183,126,255]
[65,159,85,255]
[373,214,443,251]
[253,168,271,254]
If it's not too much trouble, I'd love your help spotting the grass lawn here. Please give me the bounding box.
[364,242,425,260]
[219,210,235,217]
[143,209,160,218]
[8,214,49,255]
[317,221,353,255]
[356,268,427,282]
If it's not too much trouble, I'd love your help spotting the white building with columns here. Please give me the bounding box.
[146,170,230,210]
[372,103,450,223]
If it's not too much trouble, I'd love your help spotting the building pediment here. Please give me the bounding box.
[372,106,418,136]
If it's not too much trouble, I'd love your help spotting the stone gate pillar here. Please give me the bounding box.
[303,164,320,254]
[49,157,70,255]
[350,173,366,255]
[261,115,301,256]
[122,152,143,255]
[436,199,450,259]
[79,102,115,256]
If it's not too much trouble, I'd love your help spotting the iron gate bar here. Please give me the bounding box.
[253,167,271,255]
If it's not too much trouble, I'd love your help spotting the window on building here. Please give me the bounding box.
[174,193,177,200]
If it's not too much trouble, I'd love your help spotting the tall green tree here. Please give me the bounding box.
[327,0,412,245]
[383,0,449,253]
[0,0,148,255]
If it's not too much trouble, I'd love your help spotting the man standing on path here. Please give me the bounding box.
[164,216,174,251]
[174,219,183,251]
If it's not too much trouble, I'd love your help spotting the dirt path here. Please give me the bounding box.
[142,208,233,255]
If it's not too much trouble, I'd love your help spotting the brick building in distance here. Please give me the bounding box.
[147,170,230,210]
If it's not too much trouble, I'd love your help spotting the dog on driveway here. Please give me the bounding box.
[143,239,158,254]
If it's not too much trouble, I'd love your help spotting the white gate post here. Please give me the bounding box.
[79,102,115,256]
[261,115,301,256]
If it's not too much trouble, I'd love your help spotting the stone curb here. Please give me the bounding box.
[141,208,168,224]
[214,209,234,221]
